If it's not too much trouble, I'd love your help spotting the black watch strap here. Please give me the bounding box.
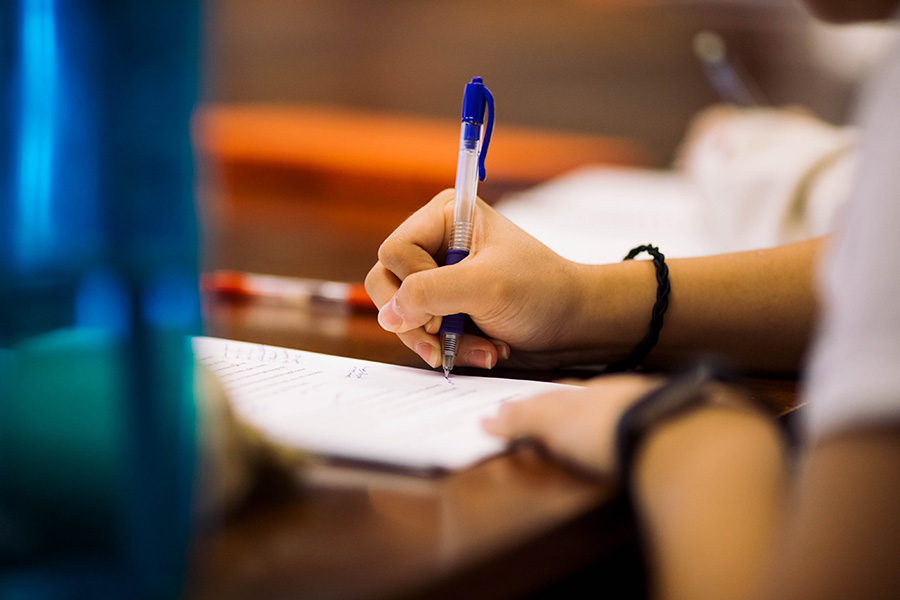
[614,361,719,493]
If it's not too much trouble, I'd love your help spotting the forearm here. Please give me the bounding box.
[763,429,900,600]
[568,237,824,373]
[631,396,788,600]
[638,425,900,600]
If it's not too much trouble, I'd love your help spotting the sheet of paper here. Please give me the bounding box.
[193,336,571,472]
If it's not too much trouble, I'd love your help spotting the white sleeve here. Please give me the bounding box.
[802,42,900,440]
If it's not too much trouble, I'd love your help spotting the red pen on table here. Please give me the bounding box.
[201,270,376,312]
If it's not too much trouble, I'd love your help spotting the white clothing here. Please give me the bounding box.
[803,38,900,439]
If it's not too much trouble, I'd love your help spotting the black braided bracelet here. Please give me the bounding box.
[606,244,670,372]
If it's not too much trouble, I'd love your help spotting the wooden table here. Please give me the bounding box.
[186,105,798,598]
[188,299,641,600]
[186,297,797,600]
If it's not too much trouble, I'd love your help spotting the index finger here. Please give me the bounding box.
[482,390,575,440]
[378,189,455,281]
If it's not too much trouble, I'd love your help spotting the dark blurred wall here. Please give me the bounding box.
[200,0,857,167]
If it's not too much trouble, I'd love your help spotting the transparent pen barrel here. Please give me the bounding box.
[450,127,480,252]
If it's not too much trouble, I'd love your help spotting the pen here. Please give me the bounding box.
[200,270,375,312]
[439,76,495,377]
[692,30,766,106]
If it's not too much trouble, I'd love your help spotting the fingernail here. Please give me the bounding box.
[497,342,510,361]
[466,349,492,370]
[378,297,403,331]
[415,342,437,368]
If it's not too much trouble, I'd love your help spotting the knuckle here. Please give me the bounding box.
[398,271,437,319]
[377,236,403,272]
[399,273,427,309]
[364,265,383,300]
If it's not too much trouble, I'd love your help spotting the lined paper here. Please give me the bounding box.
[193,337,570,472]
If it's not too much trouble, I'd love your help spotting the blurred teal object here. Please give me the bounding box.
[1,1,201,598]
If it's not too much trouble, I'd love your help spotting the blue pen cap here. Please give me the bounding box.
[461,76,488,125]
[459,76,494,181]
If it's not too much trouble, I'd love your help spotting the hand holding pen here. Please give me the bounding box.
[365,77,605,373]
[367,189,586,371]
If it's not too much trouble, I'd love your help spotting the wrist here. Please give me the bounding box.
[633,385,783,498]
[567,261,659,362]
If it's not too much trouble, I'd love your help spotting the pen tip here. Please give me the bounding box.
[442,352,455,378]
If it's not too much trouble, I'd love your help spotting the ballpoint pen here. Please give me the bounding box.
[439,76,495,377]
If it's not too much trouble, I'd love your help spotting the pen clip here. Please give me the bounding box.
[461,76,495,182]
[478,85,494,182]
